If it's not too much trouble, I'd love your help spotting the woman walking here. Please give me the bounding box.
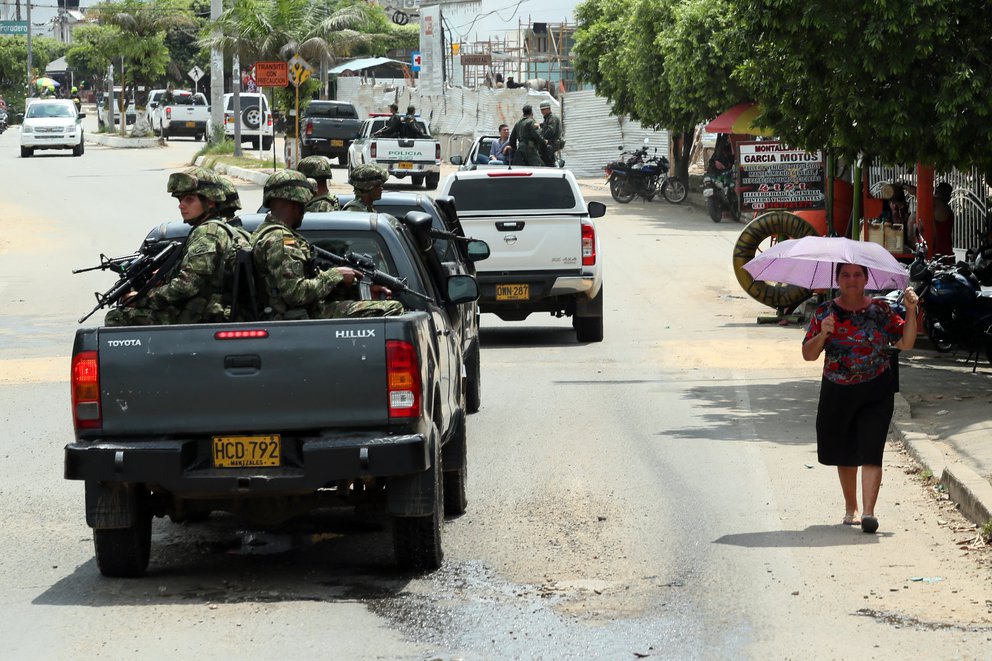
[802,263,918,533]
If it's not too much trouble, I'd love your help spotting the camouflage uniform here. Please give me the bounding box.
[539,104,563,167]
[252,169,402,319]
[298,156,341,212]
[343,164,389,212]
[105,168,249,326]
[510,113,546,166]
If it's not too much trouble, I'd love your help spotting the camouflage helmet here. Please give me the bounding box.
[217,176,242,214]
[297,155,334,181]
[349,164,389,193]
[263,169,313,206]
[306,178,318,195]
[167,167,226,203]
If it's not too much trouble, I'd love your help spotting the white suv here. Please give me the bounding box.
[211,92,273,150]
[20,99,85,158]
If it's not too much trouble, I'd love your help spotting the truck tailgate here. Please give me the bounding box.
[377,139,436,163]
[97,319,390,435]
[459,214,583,273]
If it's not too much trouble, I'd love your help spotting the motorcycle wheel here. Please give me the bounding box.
[661,178,688,204]
[706,197,722,223]
[610,177,636,204]
[924,314,955,352]
[730,194,742,222]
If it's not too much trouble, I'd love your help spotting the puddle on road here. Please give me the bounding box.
[855,608,992,633]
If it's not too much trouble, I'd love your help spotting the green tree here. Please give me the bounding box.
[734,0,992,170]
[0,36,67,114]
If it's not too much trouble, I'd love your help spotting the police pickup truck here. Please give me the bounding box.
[348,114,442,189]
[65,211,485,576]
[440,168,607,342]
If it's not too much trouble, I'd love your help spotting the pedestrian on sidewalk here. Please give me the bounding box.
[801,263,919,533]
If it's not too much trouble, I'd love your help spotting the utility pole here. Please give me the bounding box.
[26,0,32,97]
[209,0,224,144]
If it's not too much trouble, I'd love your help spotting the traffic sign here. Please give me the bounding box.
[187,66,205,82]
[255,61,288,87]
[411,52,422,72]
[287,54,314,88]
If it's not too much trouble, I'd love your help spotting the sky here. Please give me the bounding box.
[431,0,582,44]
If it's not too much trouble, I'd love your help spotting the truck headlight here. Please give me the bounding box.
[22,125,33,134]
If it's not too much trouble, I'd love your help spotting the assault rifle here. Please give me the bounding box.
[311,245,434,304]
[75,240,184,323]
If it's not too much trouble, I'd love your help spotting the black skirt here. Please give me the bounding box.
[815,369,895,466]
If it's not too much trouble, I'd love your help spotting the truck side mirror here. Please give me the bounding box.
[450,155,463,166]
[466,240,490,262]
[588,201,606,218]
[401,211,434,252]
[446,274,480,305]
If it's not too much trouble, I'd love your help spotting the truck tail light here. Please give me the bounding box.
[305,120,313,136]
[371,142,377,159]
[71,351,102,431]
[581,221,596,266]
[267,114,272,128]
[387,340,420,419]
[165,107,172,120]
[435,143,441,162]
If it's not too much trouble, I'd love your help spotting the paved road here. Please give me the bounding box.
[0,127,989,659]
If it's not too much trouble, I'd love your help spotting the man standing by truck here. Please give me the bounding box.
[297,155,341,211]
[505,104,547,166]
[539,100,562,166]
[105,167,250,326]
[252,169,402,319]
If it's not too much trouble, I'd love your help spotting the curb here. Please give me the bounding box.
[87,132,161,149]
[891,393,992,527]
[194,156,269,185]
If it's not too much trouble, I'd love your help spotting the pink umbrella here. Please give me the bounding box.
[743,236,909,291]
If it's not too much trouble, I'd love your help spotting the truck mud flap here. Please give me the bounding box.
[85,480,138,529]
[387,434,439,517]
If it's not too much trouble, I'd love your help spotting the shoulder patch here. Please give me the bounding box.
[282,237,297,247]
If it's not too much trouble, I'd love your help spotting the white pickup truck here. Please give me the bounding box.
[348,116,441,189]
[150,90,209,141]
[439,168,607,342]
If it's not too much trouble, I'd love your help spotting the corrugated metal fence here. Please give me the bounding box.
[336,80,670,177]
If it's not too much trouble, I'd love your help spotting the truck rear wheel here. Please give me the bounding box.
[425,173,439,190]
[573,288,604,343]
[443,413,468,516]
[411,175,425,187]
[393,427,443,572]
[465,342,481,413]
[93,509,152,578]
[261,136,272,151]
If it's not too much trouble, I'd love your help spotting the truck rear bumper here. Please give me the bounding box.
[164,121,206,136]
[64,432,429,494]
[476,271,596,304]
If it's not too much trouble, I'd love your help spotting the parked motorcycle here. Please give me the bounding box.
[0,107,7,135]
[604,141,687,205]
[910,243,992,368]
[701,167,740,223]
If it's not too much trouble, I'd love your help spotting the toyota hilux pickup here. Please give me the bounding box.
[348,115,442,189]
[439,168,607,342]
[300,100,362,164]
[65,211,481,577]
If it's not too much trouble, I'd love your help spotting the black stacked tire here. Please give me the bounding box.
[732,211,817,309]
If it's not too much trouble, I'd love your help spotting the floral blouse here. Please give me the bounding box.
[804,299,905,385]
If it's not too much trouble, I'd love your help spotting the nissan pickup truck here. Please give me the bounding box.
[300,100,361,164]
[65,211,481,577]
[348,115,442,189]
[439,168,607,342]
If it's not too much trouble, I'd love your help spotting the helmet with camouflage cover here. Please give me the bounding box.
[297,155,334,181]
[167,166,226,203]
[216,176,241,215]
[349,164,389,193]
[306,178,318,195]
[262,169,313,206]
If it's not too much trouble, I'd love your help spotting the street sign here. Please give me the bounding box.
[255,61,288,87]
[287,54,314,88]
[187,66,205,83]
[411,52,422,72]
[0,21,28,36]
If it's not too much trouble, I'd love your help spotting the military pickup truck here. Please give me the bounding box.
[300,100,361,164]
[348,115,442,189]
[65,211,482,577]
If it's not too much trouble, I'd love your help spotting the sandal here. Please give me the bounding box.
[861,515,879,534]
[842,513,861,525]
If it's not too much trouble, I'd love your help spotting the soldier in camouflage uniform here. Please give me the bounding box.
[251,169,403,320]
[343,164,389,212]
[105,167,251,326]
[297,155,340,212]
[506,104,547,167]
[538,100,563,167]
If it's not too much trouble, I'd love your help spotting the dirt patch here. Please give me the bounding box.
[0,357,67,384]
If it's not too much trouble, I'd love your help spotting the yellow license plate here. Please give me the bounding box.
[212,435,281,468]
[496,284,529,301]
[185,121,196,128]
[331,139,344,147]
[398,162,413,170]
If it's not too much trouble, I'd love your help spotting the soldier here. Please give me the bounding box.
[216,176,244,225]
[343,164,389,212]
[400,105,427,138]
[505,104,547,167]
[373,103,401,138]
[297,155,340,212]
[105,167,250,326]
[251,169,402,320]
[538,100,562,166]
